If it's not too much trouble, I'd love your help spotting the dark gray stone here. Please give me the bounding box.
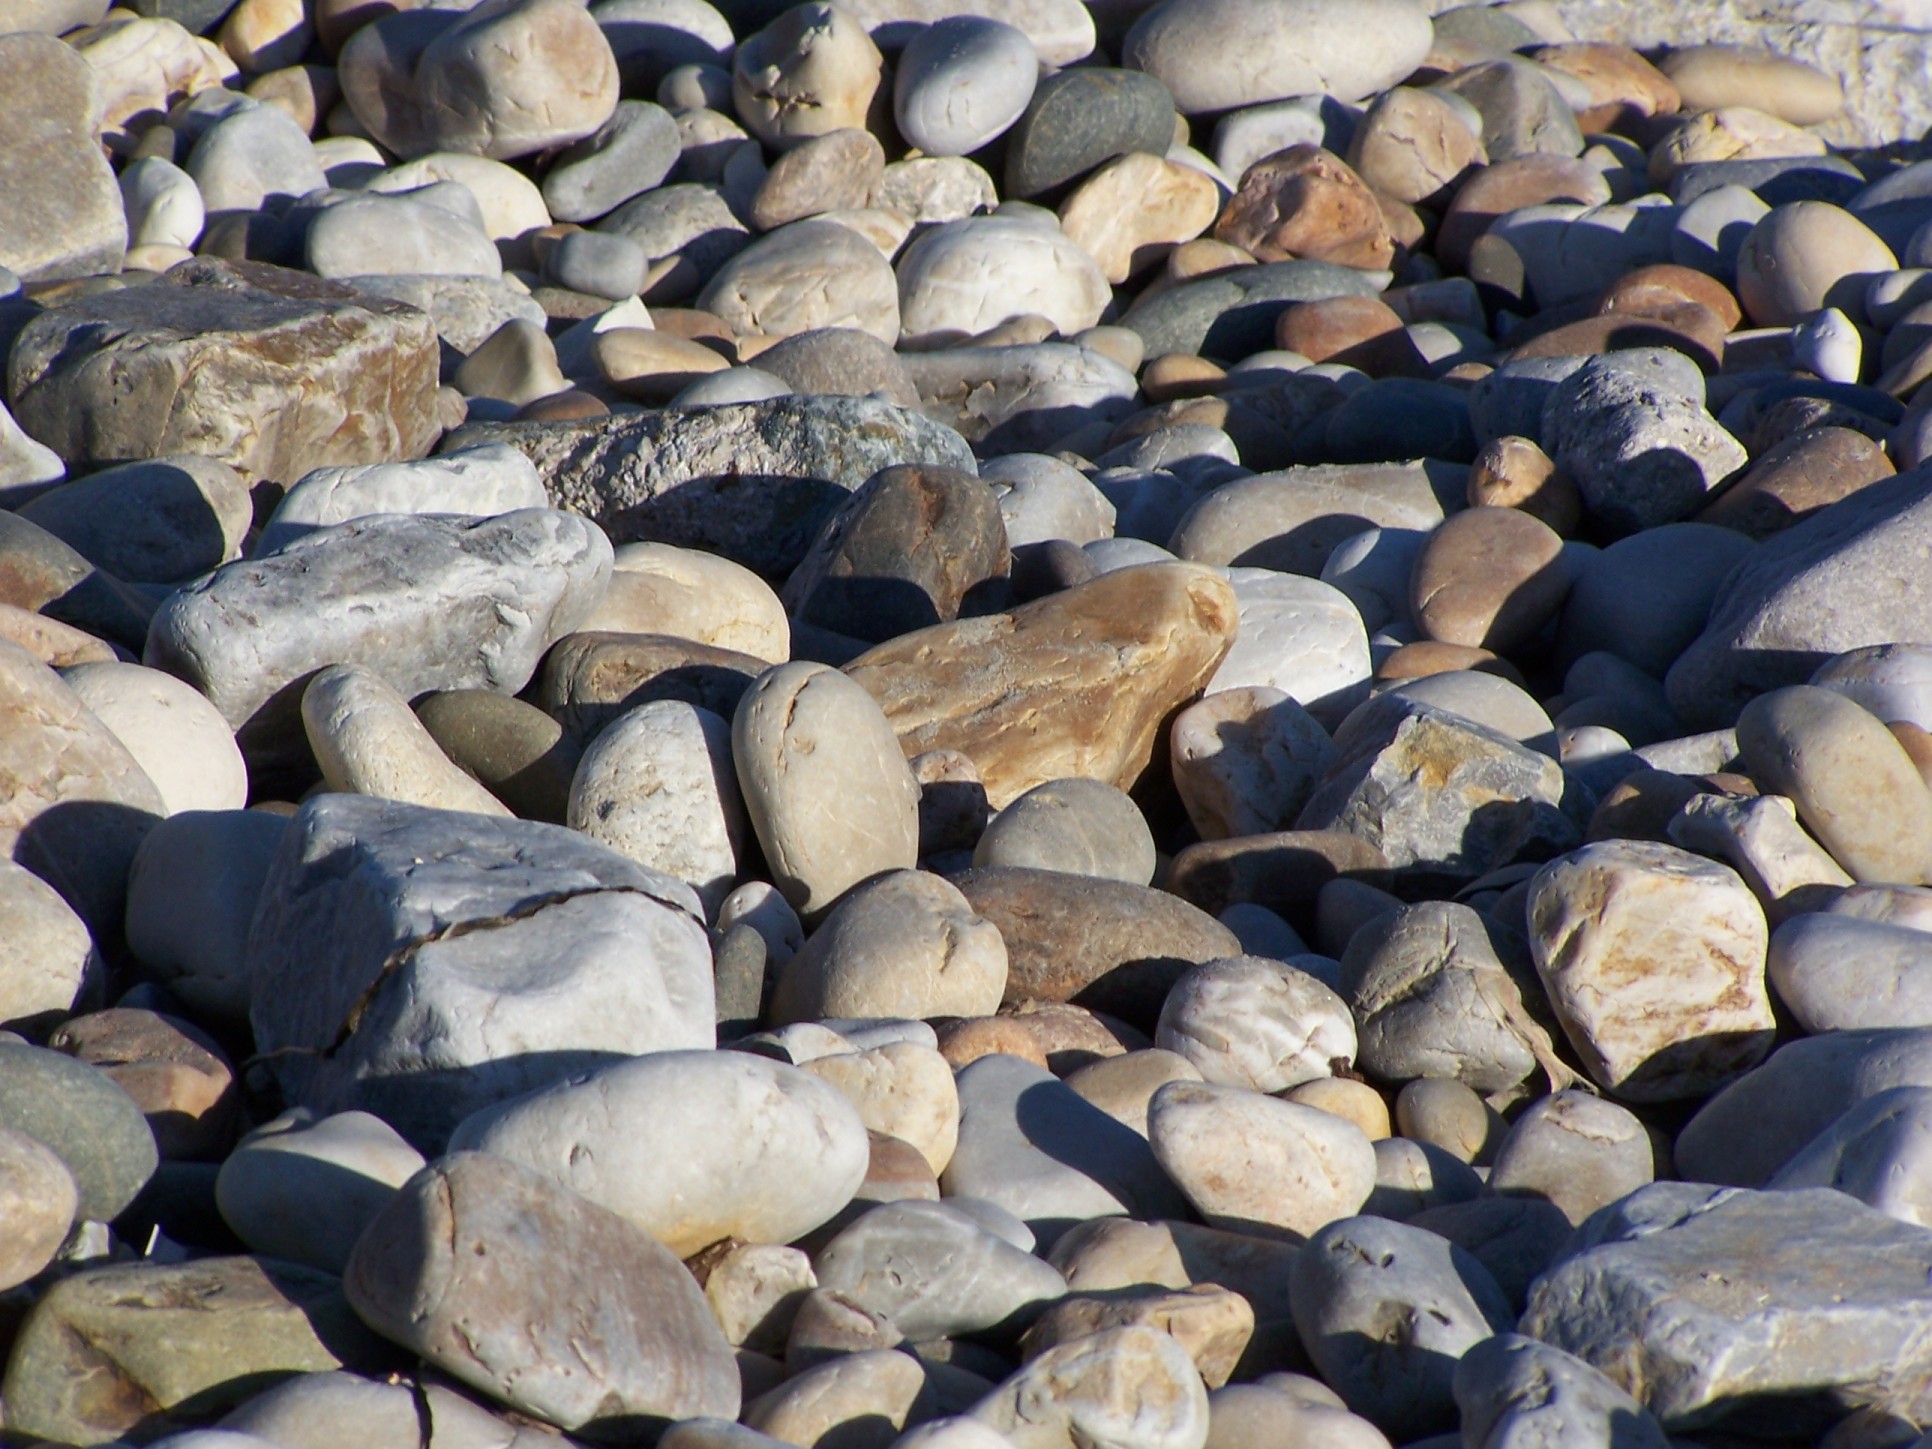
[1003,67,1176,200]
[0,1042,156,1222]
[782,464,1010,642]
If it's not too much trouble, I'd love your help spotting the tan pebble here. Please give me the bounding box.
[935,1017,1048,1071]
[1284,1077,1391,1140]
[1466,436,1582,536]
[1142,353,1227,401]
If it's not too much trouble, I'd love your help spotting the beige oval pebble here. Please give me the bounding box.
[301,663,511,816]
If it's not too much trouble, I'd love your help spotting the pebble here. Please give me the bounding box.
[893,16,1036,159]
[1155,955,1355,1093]
[971,1324,1209,1449]
[731,3,880,151]
[973,777,1157,885]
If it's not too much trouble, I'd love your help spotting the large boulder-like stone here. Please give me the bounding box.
[845,563,1237,810]
[346,1152,740,1433]
[0,35,125,284]
[246,795,714,1149]
[1668,470,1932,729]
[7,260,440,485]
[1521,1183,1932,1434]
[145,509,610,780]
[446,396,976,577]
[449,1049,869,1256]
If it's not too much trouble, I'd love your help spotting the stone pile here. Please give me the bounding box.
[4,0,1932,1444]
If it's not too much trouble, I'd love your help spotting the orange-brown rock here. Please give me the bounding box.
[845,563,1238,809]
[1274,294,1415,373]
[1141,353,1227,401]
[47,1008,236,1161]
[1346,87,1487,208]
[1598,263,1742,330]
[1466,436,1582,536]
[1212,145,1394,271]
[996,1000,1147,1076]
[935,1016,1050,1071]
[1529,42,1680,133]
[1410,506,1571,653]
[1438,155,1611,274]
[1504,303,1726,373]
[515,389,609,422]
[1375,640,1526,687]
[1695,425,1897,539]
[951,866,1241,1028]
[1165,830,1392,928]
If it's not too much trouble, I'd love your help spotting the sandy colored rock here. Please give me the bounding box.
[732,3,882,151]
[1661,43,1843,127]
[1528,839,1774,1102]
[1346,87,1487,208]
[846,563,1236,810]
[1410,506,1569,654]
[1214,146,1393,271]
[1735,202,1896,327]
[1698,427,1896,539]
[1648,106,1827,186]
[1060,153,1221,285]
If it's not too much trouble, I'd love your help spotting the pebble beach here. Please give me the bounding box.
[5,0,1932,1444]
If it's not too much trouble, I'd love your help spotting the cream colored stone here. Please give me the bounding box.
[804,1042,961,1177]
[1059,153,1221,285]
[301,663,512,816]
[1528,840,1774,1102]
[576,542,789,664]
[732,3,883,151]
[218,0,311,73]
[73,16,237,149]
[1668,792,1853,923]
[1647,105,1828,185]
[896,214,1112,347]
[60,662,246,815]
[971,1325,1209,1449]
[701,1242,817,1353]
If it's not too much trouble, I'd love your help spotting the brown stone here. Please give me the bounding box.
[412,688,582,823]
[535,630,766,743]
[516,388,609,422]
[844,563,1237,810]
[996,1000,1148,1076]
[1437,155,1611,274]
[951,866,1241,1029]
[1166,237,1255,281]
[1019,1285,1254,1389]
[1529,42,1680,133]
[1345,86,1488,207]
[1141,354,1227,401]
[1598,262,1742,331]
[1504,303,1727,373]
[1585,768,1704,844]
[1165,831,1392,929]
[245,63,340,134]
[1695,426,1897,539]
[8,259,440,486]
[1274,294,1414,372]
[1376,640,1526,688]
[1466,435,1582,536]
[1213,145,1394,271]
[1410,505,1570,653]
[749,129,885,232]
[935,1016,1049,1071]
[1648,106,1827,187]
[853,1129,941,1205]
[47,1008,236,1162]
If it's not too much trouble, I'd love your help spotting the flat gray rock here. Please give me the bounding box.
[446,395,975,576]
[343,273,549,354]
[1667,469,1932,730]
[246,794,714,1150]
[1521,1182,1932,1434]
[145,508,610,778]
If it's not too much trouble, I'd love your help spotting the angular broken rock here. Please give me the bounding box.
[952,866,1241,1027]
[445,395,977,576]
[970,1324,1210,1449]
[845,563,1238,809]
[246,794,714,1149]
[145,509,610,778]
[1527,839,1774,1102]
[1520,1182,1932,1433]
[7,259,439,484]
[346,1151,740,1433]
[1294,694,1580,890]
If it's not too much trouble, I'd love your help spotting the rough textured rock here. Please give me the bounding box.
[1454,1334,1671,1449]
[1527,840,1773,1102]
[845,563,1236,810]
[446,396,976,576]
[954,866,1242,1026]
[7,260,440,485]
[1155,955,1356,1094]
[1,1256,384,1448]
[1520,1182,1932,1434]
[449,1049,869,1257]
[346,1151,740,1433]
[1294,694,1579,890]
[247,794,714,1149]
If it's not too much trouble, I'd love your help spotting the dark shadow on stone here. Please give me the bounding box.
[14,800,162,960]
[606,473,848,578]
